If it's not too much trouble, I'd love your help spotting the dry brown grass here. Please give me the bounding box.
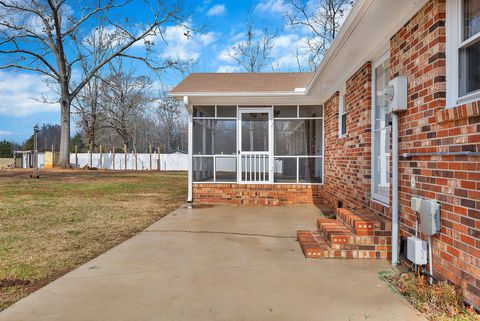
[383,272,479,321]
[0,158,13,169]
[0,169,187,310]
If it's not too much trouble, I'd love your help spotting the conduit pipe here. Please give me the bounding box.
[391,112,399,265]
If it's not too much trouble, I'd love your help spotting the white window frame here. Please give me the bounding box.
[338,90,347,138]
[446,0,480,108]
[371,51,391,206]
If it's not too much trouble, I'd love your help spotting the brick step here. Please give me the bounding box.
[296,230,390,259]
[336,208,390,236]
[317,218,391,250]
[297,230,329,258]
[317,218,351,247]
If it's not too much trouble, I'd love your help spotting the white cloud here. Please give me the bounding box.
[216,65,241,73]
[161,24,216,61]
[134,22,216,61]
[0,71,59,117]
[255,0,288,13]
[0,131,14,136]
[207,4,226,16]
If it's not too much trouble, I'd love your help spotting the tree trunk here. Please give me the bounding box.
[58,93,71,168]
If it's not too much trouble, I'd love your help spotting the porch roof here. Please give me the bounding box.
[170,72,313,96]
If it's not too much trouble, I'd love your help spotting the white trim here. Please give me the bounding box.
[338,89,347,138]
[187,105,193,202]
[171,91,306,97]
[446,0,480,108]
[371,50,391,207]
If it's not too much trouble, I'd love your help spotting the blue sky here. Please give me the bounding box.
[0,0,311,143]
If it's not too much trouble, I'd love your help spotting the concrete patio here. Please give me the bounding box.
[0,205,425,321]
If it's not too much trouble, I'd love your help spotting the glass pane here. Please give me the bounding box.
[241,112,269,152]
[274,119,322,155]
[298,157,322,183]
[217,105,236,117]
[193,119,213,155]
[373,127,391,199]
[193,157,213,182]
[374,60,391,131]
[373,58,391,201]
[299,105,323,117]
[274,105,297,118]
[214,120,236,155]
[193,119,236,155]
[274,157,297,182]
[459,41,480,96]
[464,0,480,40]
[215,157,236,182]
[193,105,215,117]
[341,114,347,136]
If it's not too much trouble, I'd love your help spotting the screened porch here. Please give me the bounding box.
[191,104,323,185]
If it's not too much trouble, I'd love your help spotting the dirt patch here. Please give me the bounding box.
[0,279,31,288]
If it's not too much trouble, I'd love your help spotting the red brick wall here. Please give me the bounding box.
[391,0,480,306]
[193,184,323,206]
[322,63,390,219]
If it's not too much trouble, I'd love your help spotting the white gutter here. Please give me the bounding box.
[391,112,399,265]
[184,96,193,203]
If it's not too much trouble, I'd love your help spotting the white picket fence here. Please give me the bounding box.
[24,152,188,171]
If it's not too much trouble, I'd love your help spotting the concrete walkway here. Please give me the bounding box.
[0,205,426,321]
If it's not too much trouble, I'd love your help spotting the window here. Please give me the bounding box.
[338,93,347,137]
[192,105,237,182]
[273,105,323,183]
[371,53,391,205]
[446,0,480,107]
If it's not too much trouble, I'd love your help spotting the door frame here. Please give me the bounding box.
[236,107,274,184]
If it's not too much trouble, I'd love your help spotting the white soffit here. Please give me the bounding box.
[306,0,428,102]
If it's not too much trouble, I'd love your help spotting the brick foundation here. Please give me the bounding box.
[193,183,323,206]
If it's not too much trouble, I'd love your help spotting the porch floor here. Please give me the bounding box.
[0,205,425,321]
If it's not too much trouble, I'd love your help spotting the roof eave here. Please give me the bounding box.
[169,91,307,98]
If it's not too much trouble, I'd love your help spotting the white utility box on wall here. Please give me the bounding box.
[407,236,428,265]
[385,76,408,112]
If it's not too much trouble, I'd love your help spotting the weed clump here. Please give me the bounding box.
[383,272,479,321]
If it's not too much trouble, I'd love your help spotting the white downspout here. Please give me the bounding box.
[185,96,193,203]
[391,112,399,265]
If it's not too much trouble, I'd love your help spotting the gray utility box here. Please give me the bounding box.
[419,199,441,236]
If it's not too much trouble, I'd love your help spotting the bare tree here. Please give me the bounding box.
[100,59,153,148]
[72,25,111,150]
[226,17,276,72]
[155,92,186,153]
[285,0,354,71]
[0,0,188,167]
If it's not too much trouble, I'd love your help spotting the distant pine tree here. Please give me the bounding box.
[0,140,13,157]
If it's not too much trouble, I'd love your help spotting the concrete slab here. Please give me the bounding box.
[0,205,426,321]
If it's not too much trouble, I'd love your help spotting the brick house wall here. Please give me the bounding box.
[390,0,480,306]
[193,184,323,206]
[322,62,390,220]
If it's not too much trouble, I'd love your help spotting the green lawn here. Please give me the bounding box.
[0,170,187,310]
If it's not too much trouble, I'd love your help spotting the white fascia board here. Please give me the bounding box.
[170,91,307,97]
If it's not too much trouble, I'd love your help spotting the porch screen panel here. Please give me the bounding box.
[273,105,323,183]
[192,106,237,183]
